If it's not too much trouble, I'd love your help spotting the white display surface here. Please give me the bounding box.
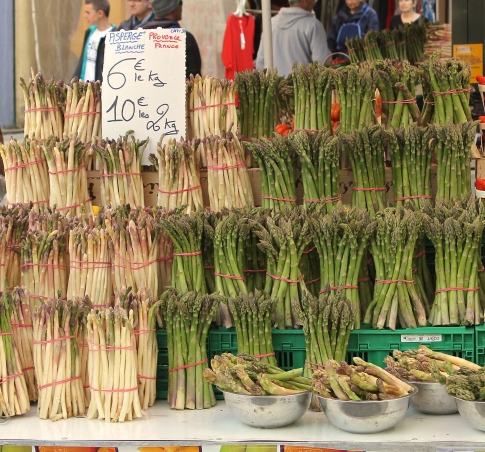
[0,401,484,451]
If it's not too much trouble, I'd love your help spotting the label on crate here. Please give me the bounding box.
[102,28,187,165]
[401,334,442,343]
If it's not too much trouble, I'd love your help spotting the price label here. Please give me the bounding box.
[401,334,442,343]
[102,29,187,165]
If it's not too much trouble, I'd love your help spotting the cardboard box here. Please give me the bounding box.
[88,166,439,208]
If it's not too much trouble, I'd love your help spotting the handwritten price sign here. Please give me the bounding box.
[102,29,187,164]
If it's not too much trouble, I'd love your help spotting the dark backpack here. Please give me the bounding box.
[336,3,370,52]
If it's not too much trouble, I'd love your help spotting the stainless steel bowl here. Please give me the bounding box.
[409,381,457,414]
[317,392,414,434]
[453,397,485,432]
[222,390,312,428]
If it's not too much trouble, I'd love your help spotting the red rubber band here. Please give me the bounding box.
[101,171,141,178]
[138,374,157,380]
[305,360,324,368]
[266,273,305,284]
[305,277,321,285]
[48,164,85,175]
[33,335,76,345]
[173,251,202,257]
[38,375,81,390]
[243,269,267,273]
[434,88,471,96]
[69,260,111,270]
[55,198,91,212]
[435,287,479,294]
[169,358,208,372]
[412,268,418,274]
[414,251,426,259]
[88,340,134,352]
[381,97,417,105]
[11,323,33,328]
[64,111,101,118]
[395,195,434,201]
[479,267,485,273]
[358,277,370,282]
[21,263,66,270]
[4,159,44,172]
[25,107,60,113]
[158,185,201,195]
[204,265,215,270]
[0,373,23,385]
[363,42,377,51]
[353,187,386,192]
[214,272,245,281]
[0,332,12,336]
[7,199,49,206]
[302,246,316,254]
[253,352,275,358]
[261,195,296,202]
[190,102,236,112]
[22,366,35,372]
[376,279,414,284]
[207,162,246,171]
[134,329,156,335]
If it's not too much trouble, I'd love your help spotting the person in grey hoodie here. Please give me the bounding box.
[255,0,329,77]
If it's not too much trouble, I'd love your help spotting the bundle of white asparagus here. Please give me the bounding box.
[95,132,146,207]
[67,222,112,307]
[0,289,30,417]
[424,23,452,59]
[150,137,203,214]
[86,307,142,422]
[11,287,37,402]
[64,79,102,169]
[32,298,87,420]
[116,288,161,409]
[20,70,65,140]
[105,207,165,299]
[202,133,253,211]
[0,138,50,209]
[20,229,69,313]
[42,134,93,218]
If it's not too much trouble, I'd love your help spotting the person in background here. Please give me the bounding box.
[327,0,379,57]
[390,0,425,30]
[255,0,330,77]
[143,0,202,80]
[118,0,154,30]
[73,0,115,82]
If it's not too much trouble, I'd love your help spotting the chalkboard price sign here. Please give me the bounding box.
[102,28,187,164]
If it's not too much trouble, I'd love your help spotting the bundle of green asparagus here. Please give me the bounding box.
[20,70,65,140]
[445,368,485,401]
[312,358,415,401]
[150,137,203,214]
[0,138,50,209]
[0,289,30,417]
[290,130,340,211]
[253,208,311,329]
[64,79,102,169]
[429,122,476,203]
[105,206,164,299]
[203,133,253,211]
[67,221,112,307]
[161,289,222,409]
[374,60,421,129]
[115,288,161,410]
[95,132,147,208]
[293,288,355,378]
[236,69,293,139]
[308,205,375,327]
[33,298,87,420]
[225,291,277,366]
[42,135,93,218]
[204,353,310,395]
[349,29,383,63]
[21,229,69,312]
[420,53,472,125]
[334,65,378,134]
[292,63,332,133]
[245,137,296,213]
[11,287,37,402]
[186,75,238,141]
[385,346,480,383]
[0,206,29,290]
[364,208,428,330]
[86,306,142,421]
[160,210,207,295]
[340,126,386,217]
[422,198,485,326]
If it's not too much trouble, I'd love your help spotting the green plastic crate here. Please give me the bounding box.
[475,325,485,366]
[156,329,167,350]
[156,330,168,400]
